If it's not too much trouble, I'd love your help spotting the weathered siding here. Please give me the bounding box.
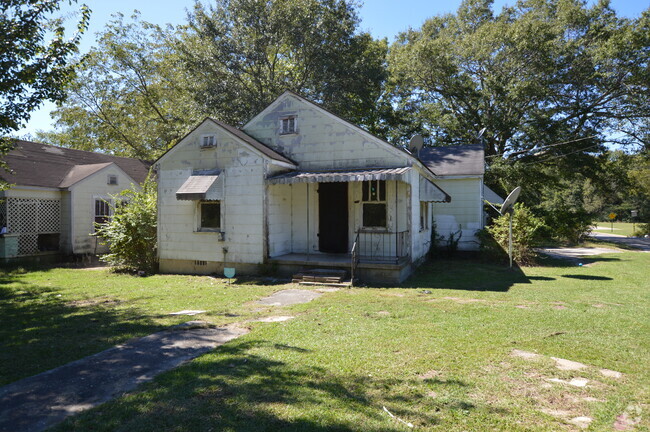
[69,165,138,254]
[59,191,72,254]
[244,94,409,171]
[431,177,483,251]
[158,121,267,269]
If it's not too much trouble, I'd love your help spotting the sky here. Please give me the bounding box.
[17,0,649,136]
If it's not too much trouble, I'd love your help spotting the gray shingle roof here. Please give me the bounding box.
[418,145,485,176]
[0,140,152,189]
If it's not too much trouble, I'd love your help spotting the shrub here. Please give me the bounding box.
[540,208,593,244]
[95,175,158,273]
[483,203,547,265]
[633,223,650,237]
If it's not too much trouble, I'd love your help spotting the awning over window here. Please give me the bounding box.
[176,171,222,200]
[419,176,451,203]
[266,167,411,185]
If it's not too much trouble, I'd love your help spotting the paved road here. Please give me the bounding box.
[588,232,650,252]
[0,326,247,432]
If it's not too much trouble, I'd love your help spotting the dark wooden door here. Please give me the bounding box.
[318,182,348,253]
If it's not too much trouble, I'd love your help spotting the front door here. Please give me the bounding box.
[318,182,348,253]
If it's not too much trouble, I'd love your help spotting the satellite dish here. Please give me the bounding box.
[500,186,521,216]
[408,134,424,155]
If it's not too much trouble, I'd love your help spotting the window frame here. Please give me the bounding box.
[419,201,429,231]
[361,180,387,229]
[107,174,118,185]
[94,197,112,231]
[279,116,297,135]
[197,201,221,232]
[200,134,217,148]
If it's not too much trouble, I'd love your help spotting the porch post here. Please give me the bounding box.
[395,179,398,263]
[306,182,310,261]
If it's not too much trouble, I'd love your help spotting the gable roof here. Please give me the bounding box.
[243,90,445,180]
[208,118,295,165]
[418,145,485,176]
[0,140,151,189]
[154,118,296,167]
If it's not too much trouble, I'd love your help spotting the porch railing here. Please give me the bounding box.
[355,230,409,264]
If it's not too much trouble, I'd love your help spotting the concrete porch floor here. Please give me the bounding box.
[268,252,409,268]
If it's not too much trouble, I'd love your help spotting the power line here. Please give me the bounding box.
[485,135,599,159]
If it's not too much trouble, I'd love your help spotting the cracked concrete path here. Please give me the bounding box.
[0,326,248,432]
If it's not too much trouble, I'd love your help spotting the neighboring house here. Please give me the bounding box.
[0,140,150,261]
[157,91,493,283]
[420,145,502,250]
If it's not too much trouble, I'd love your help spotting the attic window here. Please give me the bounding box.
[200,134,217,148]
[107,174,118,185]
[280,116,296,135]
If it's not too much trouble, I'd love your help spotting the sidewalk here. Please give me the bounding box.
[0,325,247,432]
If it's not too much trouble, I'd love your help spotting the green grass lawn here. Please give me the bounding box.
[2,252,649,431]
[592,221,643,237]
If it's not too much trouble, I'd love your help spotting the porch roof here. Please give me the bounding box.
[266,167,411,185]
[267,167,450,202]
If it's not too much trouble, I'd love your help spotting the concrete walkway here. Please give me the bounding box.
[589,232,650,251]
[0,325,247,432]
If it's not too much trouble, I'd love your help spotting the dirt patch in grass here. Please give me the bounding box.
[65,297,122,308]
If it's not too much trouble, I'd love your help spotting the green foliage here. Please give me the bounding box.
[181,0,387,130]
[484,203,547,265]
[0,0,90,133]
[39,13,201,159]
[1,0,89,186]
[387,0,649,152]
[95,176,158,273]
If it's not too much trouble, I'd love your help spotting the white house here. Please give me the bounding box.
[0,140,150,262]
[155,91,489,283]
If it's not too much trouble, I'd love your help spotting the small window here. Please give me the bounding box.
[280,116,296,135]
[107,174,118,185]
[94,198,112,230]
[200,134,217,148]
[362,180,387,228]
[199,201,221,231]
[420,201,429,230]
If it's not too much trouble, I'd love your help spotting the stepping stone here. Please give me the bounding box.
[547,377,589,387]
[251,316,295,323]
[599,368,623,379]
[569,416,593,429]
[551,357,587,371]
[257,289,321,306]
[511,349,541,360]
[169,310,206,316]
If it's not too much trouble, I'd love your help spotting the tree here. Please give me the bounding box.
[39,13,201,159]
[181,0,387,130]
[94,175,158,273]
[387,0,649,155]
[1,0,90,186]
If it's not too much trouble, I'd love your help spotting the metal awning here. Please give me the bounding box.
[176,172,222,200]
[419,176,451,203]
[266,167,411,185]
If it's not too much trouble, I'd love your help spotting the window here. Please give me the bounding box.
[94,198,111,230]
[107,174,118,185]
[280,116,296,135]
[199,201,221,231]
[420,201,429,230]
[200,134,216,148]
[362,180,386,228]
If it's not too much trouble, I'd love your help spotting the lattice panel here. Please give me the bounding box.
[7,198,60,234]
[0,201,6,228]
[17,234,39,256]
